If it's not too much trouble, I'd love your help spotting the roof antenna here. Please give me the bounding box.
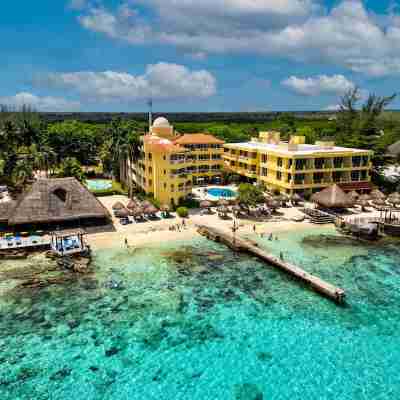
[147,97,153,135]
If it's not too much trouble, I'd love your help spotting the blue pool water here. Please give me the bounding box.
[207,187,237,198]
[1,227,400,399]
[86,179,112,192]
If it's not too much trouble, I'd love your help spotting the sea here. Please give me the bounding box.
[0,226,399,400]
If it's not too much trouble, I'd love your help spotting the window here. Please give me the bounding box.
[148,153,152,161]
[149,167,153,173]
[261,168,268,176]
[351,171,360,181]
[352,156,361,167]
[53,188,67,203]
[294,174,305,184]
[361,170,368,180]
[315,158,325,169]
[362,156,369,166]
[295,159,306,170]
[276,171,282,181]
[149,179,153,186]
[313,173,323,184]
[261,154,268,163]
[333,172,342,182]
[164,183,167,189]
[334,157,343,168]
[277,158,283,168]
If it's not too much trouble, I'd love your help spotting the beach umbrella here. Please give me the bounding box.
[291,193,302,202]
[348,190,359,201]
[141,200,153,209]
[127,199,138,210]
[218,199,229,207]
[200,200,212,209]
[370,189,386,200]
[144,204,159,215]
[358,194,371,202]
[129,206,144,217]
[372,198,386,206]
[311,184,354,208]
[388,192,400,205]
[114,208,129,218]
[357,199,369,211]
[112,201,125,210]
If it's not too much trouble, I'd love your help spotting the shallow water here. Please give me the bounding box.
[1,227,400,399]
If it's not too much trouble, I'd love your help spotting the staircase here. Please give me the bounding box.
[301,208,335,224]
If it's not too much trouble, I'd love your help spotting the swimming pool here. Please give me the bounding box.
[207,187,237,199]
[86,179,113,192]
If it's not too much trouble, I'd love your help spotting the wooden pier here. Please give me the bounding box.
[197,225,346,304]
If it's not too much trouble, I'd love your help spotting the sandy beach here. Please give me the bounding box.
[86,195,383,250]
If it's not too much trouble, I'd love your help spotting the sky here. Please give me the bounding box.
[1,0,400,112]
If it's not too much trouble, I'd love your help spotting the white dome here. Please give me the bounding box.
[152,117,170,127]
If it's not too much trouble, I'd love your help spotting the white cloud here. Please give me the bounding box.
[0,92,80,111]
[77,0,400,76]
[44,63,217,101]
[282,75,355,96]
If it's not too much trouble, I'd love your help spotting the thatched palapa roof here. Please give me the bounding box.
[311,184,354,208]
[0,201,17,223]
[6,178,110,226]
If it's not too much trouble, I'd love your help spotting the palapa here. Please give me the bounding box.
[372,198,386,206]
[129,206,144,217]
[348,190,359,201]
[358,194,371,202]
[218,199,229,206]
[141,200,153,209]
[112,201,126,210]
[6,178,110,226]
[127,199,138,210]
[311,184,354,208]
[388,192,400,205]
[144,204,159,215]
[290,193,302,202]
[114,208,130,218]
[370,189,386,200]
[200,200,212,208]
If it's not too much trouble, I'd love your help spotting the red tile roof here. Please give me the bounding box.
[143,135,186,153]
[174,134,224,145]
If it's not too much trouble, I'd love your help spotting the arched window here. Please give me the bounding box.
[53,188,67,203]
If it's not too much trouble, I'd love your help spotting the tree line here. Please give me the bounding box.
[1,88,399,192]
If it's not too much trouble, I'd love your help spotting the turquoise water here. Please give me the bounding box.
[86,179,112,191]
[207,187,237,199]
[1,227,400,399]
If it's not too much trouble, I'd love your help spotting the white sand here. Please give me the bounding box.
[87,195,385,250]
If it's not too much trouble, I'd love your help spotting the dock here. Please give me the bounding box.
[197,225,346,304]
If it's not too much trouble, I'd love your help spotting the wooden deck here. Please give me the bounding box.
[197,225,346,304]
[0,236,51,251]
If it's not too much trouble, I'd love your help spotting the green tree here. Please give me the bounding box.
[237,183,264,207]
[59,157,85,182]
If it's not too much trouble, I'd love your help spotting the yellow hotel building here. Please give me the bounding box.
[223,131,373,196]
[125,117,224,206]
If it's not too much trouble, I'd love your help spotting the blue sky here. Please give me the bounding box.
[1,0,400,112]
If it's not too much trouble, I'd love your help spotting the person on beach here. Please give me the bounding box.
[253,225,256,233]
[269,233,273,241]
[280,251,284,260]
[124,238,129,248]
